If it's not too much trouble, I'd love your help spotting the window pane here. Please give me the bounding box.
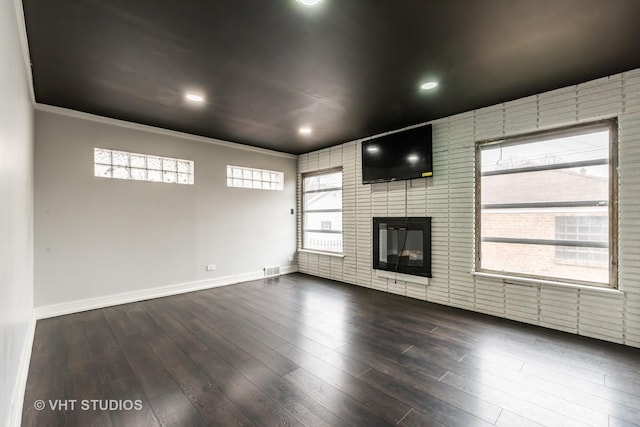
[177,160,191,173]
[94,164,112,178]
[94,148,111,164]
[556,246,607,265]
[480,241,609,284]
[113,166,129,179]
[481,165,609,205]
[163,159,177,172]
[304,171,342,191]
[481,130,609,173]
[112,151,129,166]
[163,171,177,183]
[148,170,162,182]
[304,212,342,232]
[130,168,146,181]
[304,231,343,253]
[131,154,146,168]
[147,156,162,170]
[304,190,342,211]
[481,210,608,240]
[556,216,608,242]
[177,173,190,184]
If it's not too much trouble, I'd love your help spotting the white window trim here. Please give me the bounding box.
[302,167,344,254]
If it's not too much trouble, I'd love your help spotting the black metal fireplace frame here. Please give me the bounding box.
[372,217,432,277]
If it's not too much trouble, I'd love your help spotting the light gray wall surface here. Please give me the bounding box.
[0,0,34,423]
[298,70,640,348]
[34,109,296,307]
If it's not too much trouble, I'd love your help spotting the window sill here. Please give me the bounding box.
[298,249,345,258]
[472,271,623,295]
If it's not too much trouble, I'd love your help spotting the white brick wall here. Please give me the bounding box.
[297,69,640,348]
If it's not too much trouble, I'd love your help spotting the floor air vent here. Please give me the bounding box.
[264,265,281,277]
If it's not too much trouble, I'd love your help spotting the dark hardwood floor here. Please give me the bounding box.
[22,273,640,426]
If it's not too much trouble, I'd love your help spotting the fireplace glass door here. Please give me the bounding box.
[373,217,431,277]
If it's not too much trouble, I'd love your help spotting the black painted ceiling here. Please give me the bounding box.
[23,0,640,155]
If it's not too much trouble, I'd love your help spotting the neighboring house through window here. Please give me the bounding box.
[476,121,617,287]
[555,216,608,266]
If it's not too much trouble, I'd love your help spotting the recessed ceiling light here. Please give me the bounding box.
[299,127,313,135]
[297,0,323,7]
[420,81,439,90]
[185,93,204,102]
[367,145,380,153]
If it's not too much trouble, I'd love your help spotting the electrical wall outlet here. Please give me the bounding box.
[288,256,294,262]
[206,264,216,271]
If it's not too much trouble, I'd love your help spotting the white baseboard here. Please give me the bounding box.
[33,271,261,319]
[8,312,36,427]
[33,268,298,319]
[280,265,298,275]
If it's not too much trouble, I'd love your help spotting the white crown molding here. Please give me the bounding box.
[34,103,298,160]
[7,312,36,427]
[33,269,298,319]
[13,0,35,104]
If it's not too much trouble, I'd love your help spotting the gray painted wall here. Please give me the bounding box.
[0,0,34,424]
[298,70,640,348]
[34,109,296,307]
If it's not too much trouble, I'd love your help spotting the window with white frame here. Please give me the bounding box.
[303,169,343,253]
[94,148,194,184]
[476,121,617,287]
[226,165,283,190]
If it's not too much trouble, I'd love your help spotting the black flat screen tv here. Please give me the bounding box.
[362,124,433,184]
